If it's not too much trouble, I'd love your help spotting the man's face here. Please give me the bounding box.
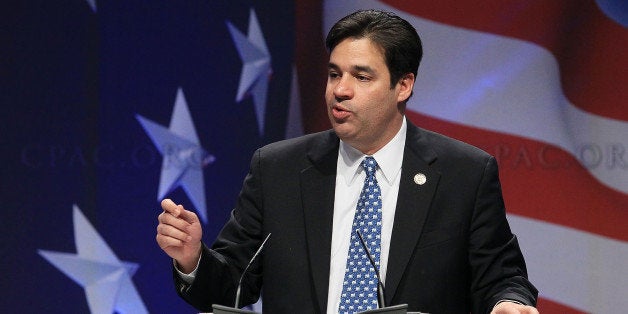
[326,37,412,154]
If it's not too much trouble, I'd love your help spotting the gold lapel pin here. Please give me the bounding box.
[414,173,427,185]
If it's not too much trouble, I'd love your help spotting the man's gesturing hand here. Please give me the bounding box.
[156,198,203,273]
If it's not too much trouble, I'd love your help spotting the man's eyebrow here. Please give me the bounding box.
[327,63,376,74]
[353,65,375,74]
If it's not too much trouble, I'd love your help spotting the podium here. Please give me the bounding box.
[209,303,429,314]
[211,304,258,314]
[357,304,408,313]
[357,304,429,314]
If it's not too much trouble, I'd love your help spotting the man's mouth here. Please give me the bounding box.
[331,105,351,120]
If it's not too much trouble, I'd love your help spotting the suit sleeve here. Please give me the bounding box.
[173,149,266,311]
[468,156,538,313]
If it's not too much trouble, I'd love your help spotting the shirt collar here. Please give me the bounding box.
[338,118,407,186]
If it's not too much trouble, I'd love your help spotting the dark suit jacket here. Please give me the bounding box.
[174,120,537,313]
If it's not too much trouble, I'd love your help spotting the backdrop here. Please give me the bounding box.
[2,0,626,313]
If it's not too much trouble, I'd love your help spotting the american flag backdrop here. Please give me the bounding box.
[2,0,626,313]
[298,1,628,313]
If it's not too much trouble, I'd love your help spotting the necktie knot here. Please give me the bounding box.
[361,156,378,177]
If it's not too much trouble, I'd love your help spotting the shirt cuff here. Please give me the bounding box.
[174,254,202,285]
[493,299,524,310]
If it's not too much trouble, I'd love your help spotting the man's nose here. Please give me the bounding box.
[333,77,354,100]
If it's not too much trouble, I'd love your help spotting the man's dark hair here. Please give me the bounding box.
[326,9,423,88]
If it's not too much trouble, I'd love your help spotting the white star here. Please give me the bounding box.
[226,8,272,136]
[85,0,97,12]
[38,205,148,314]
[136,88,215,224]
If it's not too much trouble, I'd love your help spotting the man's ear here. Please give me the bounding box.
[397,73,415,103]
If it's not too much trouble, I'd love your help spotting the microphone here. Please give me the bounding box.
[355,230,386,308]
[211,233,271,314]
[235,232,271,308]
[355,230,412,314]
[355,231,427,314]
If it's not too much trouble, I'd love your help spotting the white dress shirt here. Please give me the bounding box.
[326,119,407,314]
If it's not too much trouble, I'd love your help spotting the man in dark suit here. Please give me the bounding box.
[156,9,538,314]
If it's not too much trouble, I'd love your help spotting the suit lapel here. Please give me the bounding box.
[300,131,339,313]
[385,122,440,303]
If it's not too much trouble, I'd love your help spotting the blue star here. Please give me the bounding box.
[136,88,215,224]
[38,205,148,314]
[226,8,272,136]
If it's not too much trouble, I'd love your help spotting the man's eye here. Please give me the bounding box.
[356,75,370,81]
[328,72,339,79]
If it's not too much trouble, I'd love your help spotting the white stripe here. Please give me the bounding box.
[323,0,628,194]
[508,214,628,313]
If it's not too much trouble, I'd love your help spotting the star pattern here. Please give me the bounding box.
[136,88,215,224]
[38,205,148,314]
[339,157,382,314]
[226,8,272,136]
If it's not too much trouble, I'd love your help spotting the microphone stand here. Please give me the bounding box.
[355,230,409,314]
[356,230,386,308]
[211,233,271,314]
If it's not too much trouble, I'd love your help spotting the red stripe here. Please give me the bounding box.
[537,297,588,314]
[407,111,628,242]
[295,0,330,132]
[382,0,628,121]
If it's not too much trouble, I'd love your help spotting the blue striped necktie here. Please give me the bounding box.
[338,156,382,314]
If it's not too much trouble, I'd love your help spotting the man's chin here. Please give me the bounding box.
[332,124,357,141]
